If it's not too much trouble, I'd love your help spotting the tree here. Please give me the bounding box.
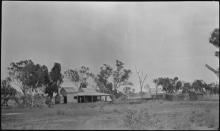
[96,64,113,94]
[171,77,182,93]
[154,77,169,94]
[8,60,49,107]
[113,60,132,93]
[135,67,148,98]
[64,66,94,91]
[1,77,17,106]
[123,86,131,95]
[175,81,182,93]
[206,28,219,78]
[95,60,132,102]
[153,77,182,95]
[191,80,206,94]
[64,69,80,88]
[182,82,191,94]
[49,62,63,104]
[132,88,135,93]
[209,28,219,49]
[78,66,94,89]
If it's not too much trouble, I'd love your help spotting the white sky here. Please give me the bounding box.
[1,2,219,92]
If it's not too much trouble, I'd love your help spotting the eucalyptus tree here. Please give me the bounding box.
[95,60,132,102]
[206,28,219,78]
[49,62,63,104]
[8,60,50,107]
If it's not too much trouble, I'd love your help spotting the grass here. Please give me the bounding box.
[1,100,219,130]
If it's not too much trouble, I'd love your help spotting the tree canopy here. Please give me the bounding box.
[95,60,132,100]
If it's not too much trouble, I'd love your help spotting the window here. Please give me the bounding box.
[74,96,77,99]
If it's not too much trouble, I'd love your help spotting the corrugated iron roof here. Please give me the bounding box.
[76,91,110,96]
[61,87,78,94]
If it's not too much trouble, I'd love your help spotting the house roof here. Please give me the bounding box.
[76,90,110,96]
[61,87,78,94]
[80,87,97,92]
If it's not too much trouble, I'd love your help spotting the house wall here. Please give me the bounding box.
[67,94,77,103]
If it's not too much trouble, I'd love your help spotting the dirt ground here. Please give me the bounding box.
[1,99,219,130]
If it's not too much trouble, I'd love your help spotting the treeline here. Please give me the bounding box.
[1,59,133,107]
[153,77,219,95]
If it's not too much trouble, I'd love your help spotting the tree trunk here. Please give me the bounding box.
[55,94,61,104]
[156,85,158,100]
[110,94,116,103]
[140,86,143,99]
[22,88,27,107]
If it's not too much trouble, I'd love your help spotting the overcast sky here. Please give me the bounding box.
[1,2,219,91]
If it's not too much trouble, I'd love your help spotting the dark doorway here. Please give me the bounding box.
[64,96,67,104]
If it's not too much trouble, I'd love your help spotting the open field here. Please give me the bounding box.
[1,99,219,130]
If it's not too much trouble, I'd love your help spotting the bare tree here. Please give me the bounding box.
[135,66,148,99]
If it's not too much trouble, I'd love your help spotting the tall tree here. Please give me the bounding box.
[64,69,80,88]
[64,66,94,91]
[135,67,148,98]
[123,86,132,95]
[96,60,132,101]
[8,60,49,107]
[182,82,191,94]
[153,77,182,95]
[1,77,17,106]
[206,28,219,78]
[175,81,182,93]
[78,66,93,89]
[49,62,63,104]
[113,60,132,93]
[96,64,113,94]
[191,80,207,94]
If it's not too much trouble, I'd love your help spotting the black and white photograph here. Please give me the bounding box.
[1,1,219,130]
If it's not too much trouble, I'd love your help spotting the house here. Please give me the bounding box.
[60,79,111,103]
[75,88,112,103]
